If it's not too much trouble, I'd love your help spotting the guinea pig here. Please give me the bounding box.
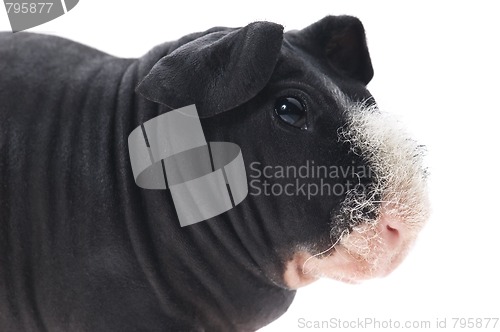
[0,15,429,331]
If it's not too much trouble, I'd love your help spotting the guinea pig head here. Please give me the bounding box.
[136,16,430,290]
[271,16,430,287]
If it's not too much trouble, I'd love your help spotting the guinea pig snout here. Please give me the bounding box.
[351,203,425,276]
[357,204,423,278]
[284,205,424,289]
[284,100,430,289]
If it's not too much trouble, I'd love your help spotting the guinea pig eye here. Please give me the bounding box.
[274,97,307,129]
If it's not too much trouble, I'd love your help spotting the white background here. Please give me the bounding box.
[2,1,499,331]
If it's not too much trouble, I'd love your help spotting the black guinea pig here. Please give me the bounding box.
[0,15,429,332]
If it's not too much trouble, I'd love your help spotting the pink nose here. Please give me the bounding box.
[373,211,418,278]
[377,213,402,250]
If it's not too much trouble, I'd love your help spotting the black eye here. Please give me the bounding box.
[274,97,307,129]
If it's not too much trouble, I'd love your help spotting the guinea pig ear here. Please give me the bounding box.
[300,15,374,85]
[136,22,284,117]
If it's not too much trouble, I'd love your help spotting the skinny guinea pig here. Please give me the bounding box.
[0,16,429,331]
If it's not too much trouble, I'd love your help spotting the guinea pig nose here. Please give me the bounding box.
[377,213,402,249]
